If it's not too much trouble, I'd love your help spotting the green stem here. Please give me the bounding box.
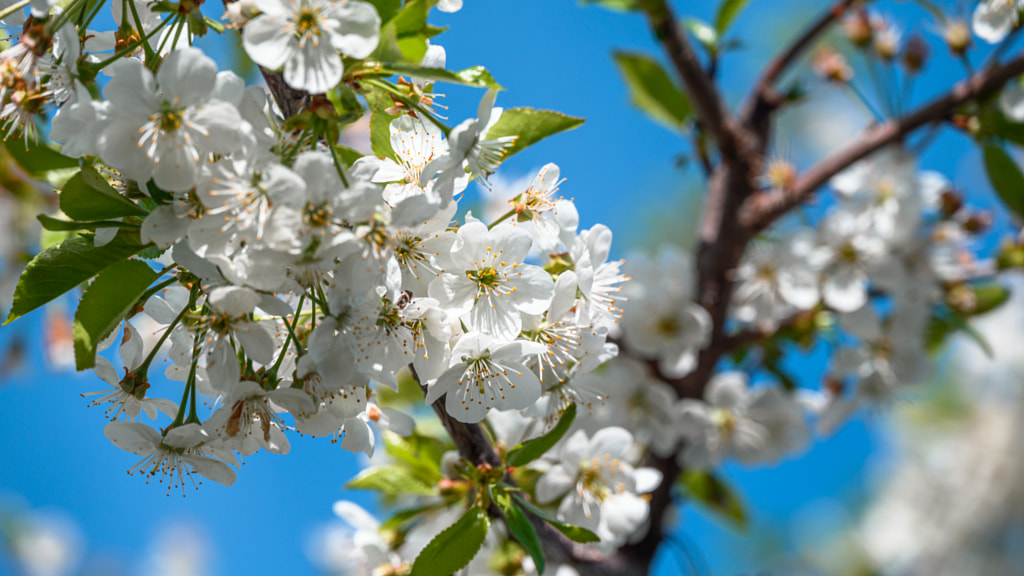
[282,127,311,165]
[314,282,330,317]
[488,209,515,230]
[186,363,199,423]
[91,16,170,70]
[45,0,87,33]
[328,143,351,188]
[281,304,307,356]
[0,0,29,21]
[137,274,178,307]
[267,295,304,381]
[81,0,106,30]
[154,14,180,56]
[126,0,158,65]
[136,302,188,374]
[364,78,452,136]
[171,330,202,427]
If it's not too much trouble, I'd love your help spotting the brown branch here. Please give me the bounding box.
[642,0,737,156]
[740,0,859,125]
[742,51,1024,233]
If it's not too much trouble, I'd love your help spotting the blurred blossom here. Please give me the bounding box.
[142,522,210,576]
[1,507,83,576]
[839,272,1024,575]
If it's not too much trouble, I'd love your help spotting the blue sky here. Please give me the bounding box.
[0,0,1016,574]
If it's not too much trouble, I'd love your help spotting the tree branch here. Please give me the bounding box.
[642,0,737,156]
[742,51,1024,233]
[741,0,859,125]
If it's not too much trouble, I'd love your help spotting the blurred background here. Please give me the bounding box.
[2,0,1022,574]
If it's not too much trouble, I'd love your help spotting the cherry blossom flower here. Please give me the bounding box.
[104,422,237,492]
[425,332,544,423]
[429,221,554,341]
[96,48,247,192]
[242,0,380,94]
[535,427,662,546]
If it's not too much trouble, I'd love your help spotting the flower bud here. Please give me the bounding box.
[873,23,900,61]
[946,282,976,315]
[939,189,964,218]
[843,9,873,48]
[813,48,853,83]
[902,35,929,73]
[997,239,1024,269]
[766,159,797,190]
[226,0,259,26]
[963,211,993,234]
[944,19,972,56]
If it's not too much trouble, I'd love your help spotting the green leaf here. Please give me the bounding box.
[383,431,449,482]
[580,0,641,11]
[679,470,747,529]
[506,403,576,467]
[60,168,147,221]
[332,144,365,167]
[393,0,427,35]
[613,51,691,129]
[380,503,444,532]
[368,0,402,23]
[485,108,585,159]
[372,64,503,90]
[4,139,78,176]
[927,309,994,357]
[410,507,489,576]
[684,18,719,52]
[37,214,138,232]
[369,92,400,160]
[983,144,1024,220]
[73,259,158,370]
[492,487,545,575]
[972,283,1011,315]
[715,0,752,33]
[397,35,428,62]
[510,494,601,543]
[346,465,439,496]
[5,229,149,325]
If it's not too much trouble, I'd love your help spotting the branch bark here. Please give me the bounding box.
[740,0,859,126]
[741,52,1024,233]
[641,0,737,157]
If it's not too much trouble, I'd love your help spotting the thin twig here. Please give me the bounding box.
[741,0,859,123]
[641,0,737,156]
[742,51,1024,233]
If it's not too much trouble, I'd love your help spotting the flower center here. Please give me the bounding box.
[159,106,185,133]
[656,316,679,336]
[294,7,322,39]
[467,266,500,288]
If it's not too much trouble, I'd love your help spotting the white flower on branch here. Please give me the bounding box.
[96,48,247,192]
[678,372,810,469]
[973,0,1024,43]
[425,332,544,423]
[104,422,237,492]
[535,427,662,547]
[621,247,711,378]
[429,220,554,342]
[242,0,380,94]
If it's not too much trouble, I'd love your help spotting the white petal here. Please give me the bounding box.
[104,421,159,455]
[185,454,237,486]
[327,1,381,59]
[535,465,575,504]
